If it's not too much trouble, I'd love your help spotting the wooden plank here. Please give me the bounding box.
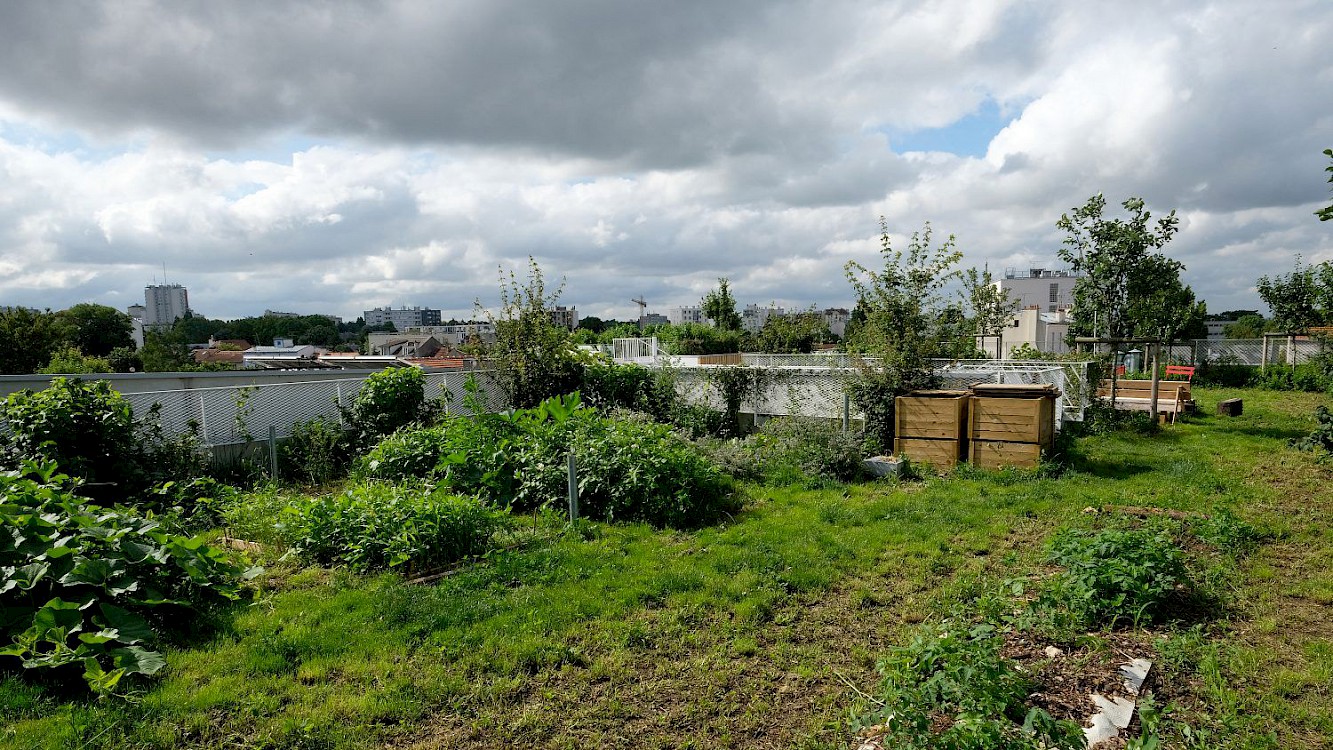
[968,384,1060,398]
[971,440,1042,470]
[969,395,1055,449]
[896,394,968,440]
[894,437,963,469]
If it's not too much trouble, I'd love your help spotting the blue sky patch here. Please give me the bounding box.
[889,99,1012,158]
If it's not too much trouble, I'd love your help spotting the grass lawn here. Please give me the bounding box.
[2,387,1331,749]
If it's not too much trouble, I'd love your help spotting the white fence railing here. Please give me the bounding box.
[3,358,1097,449]
[664,360,1094,426]
[121,371,509,447]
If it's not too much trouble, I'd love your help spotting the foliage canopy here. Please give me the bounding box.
[1056,195,1201,344]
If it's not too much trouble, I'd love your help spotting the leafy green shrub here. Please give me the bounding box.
[657,323,747,355]
[1,378,140,489]
[1194,357,1253,387]
[1040,527,1189,628]
[281,481,508,573]
[578,361,677,419]
[755,417,866,483]
[667,402,729,439]
[691,437,768,482]
[563,416,738,527]
[864,623,1083,750]
[1069,400,1159,437]
[0,463,254,694]
[848,366,940,453]
[356,411,524,500]
[1291,405,1333,455]
[340,367,428,447]
[279,417,351,484]
[216,484,294,546]
[359,394,737,527]
[1252,363,1332,392]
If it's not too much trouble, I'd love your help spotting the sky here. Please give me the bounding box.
[0,0,1330,323]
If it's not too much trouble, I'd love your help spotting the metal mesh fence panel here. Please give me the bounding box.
[428,370,509,415]
[126,378,369,446]
[111,371,513,447]
[664,360,1094,426]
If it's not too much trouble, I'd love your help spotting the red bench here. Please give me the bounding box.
[1164,365,1195,382]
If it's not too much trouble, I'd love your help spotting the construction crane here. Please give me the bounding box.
[631,296,647,330]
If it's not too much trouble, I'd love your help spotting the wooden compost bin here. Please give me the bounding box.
[894,390,971,468]
[968,384,1058,470]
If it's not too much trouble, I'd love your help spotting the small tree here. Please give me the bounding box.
[752,310,829,353]
[1256,256,1333,333]
[961,266,1018,358]
[844,219,962,450]
[0,307,70,375]
[701,278,743,331]
[38,346,113,374]
[1056,195,1186,342]
[480,257,582,407]
[1224,314,1268,339]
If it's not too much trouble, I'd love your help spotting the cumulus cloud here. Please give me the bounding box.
[0,0,1330,321]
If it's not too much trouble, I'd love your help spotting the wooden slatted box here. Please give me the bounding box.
[893,390,970,469]
[968,384,1058,470]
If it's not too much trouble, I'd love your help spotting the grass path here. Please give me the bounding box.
[2,388,1330,749]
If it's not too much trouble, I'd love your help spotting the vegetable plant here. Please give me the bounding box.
[1040,527,1190,628]
[864,623,1084,750]
[0,462,255,694]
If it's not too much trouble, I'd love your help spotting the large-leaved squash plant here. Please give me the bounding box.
[0,462,257,694]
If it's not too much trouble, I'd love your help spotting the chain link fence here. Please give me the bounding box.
[1184,338,1325,366]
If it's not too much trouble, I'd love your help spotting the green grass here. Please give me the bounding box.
[2,387,1331,749]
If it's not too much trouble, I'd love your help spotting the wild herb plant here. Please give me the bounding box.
[281,481,508,573]
[279,416,351,484]
[0,462,255,694]
[754,417,866,484]
[864,623,1084,750]
[357,393,736,527]
[1191,507,1268,556]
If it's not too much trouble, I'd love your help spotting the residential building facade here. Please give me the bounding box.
[997,268,1077,314]
[668,306,709,326]
[363,306,443,329]
[549,305,578,331]
[741,304,785,333]
[144,284,189,329]
[821,308,850,338]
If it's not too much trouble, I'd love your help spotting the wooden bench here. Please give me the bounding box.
[1164,365,1195,382]
[1096,378,1194,422]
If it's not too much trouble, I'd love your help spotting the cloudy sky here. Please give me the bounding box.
[1,0,1330,323]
